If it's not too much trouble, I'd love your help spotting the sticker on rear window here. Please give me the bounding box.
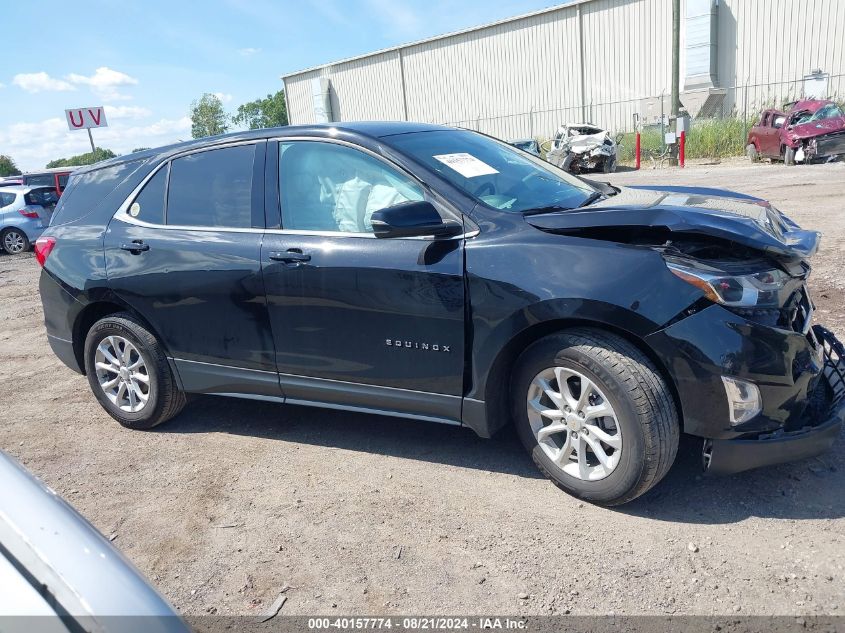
[433,153,499,178]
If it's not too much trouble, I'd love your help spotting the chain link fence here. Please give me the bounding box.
[442,73,845,164]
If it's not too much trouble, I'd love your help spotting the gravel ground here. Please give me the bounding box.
[0,160,843,618]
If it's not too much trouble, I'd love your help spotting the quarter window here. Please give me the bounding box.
[278,141,424,233]
[0,192,17,207]
[166,144,256,228]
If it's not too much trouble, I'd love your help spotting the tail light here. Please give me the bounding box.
[34,236,56,267]
[18,208,39,219]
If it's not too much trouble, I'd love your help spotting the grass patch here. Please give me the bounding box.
[618,116,753,164]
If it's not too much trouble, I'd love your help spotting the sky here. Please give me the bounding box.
[0,0,560,171]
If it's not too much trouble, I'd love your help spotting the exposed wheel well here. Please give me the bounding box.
[72,301,167,373]
[482,319,684,436]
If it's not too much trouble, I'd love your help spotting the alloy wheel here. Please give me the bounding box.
[3,231,25,254]
[94,335,151,413]
[526,366,622,481]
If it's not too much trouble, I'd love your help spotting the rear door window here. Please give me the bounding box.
[130,166,168,225]
[166,145,257,228]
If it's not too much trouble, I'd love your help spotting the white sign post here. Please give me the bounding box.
[65,106,108,153]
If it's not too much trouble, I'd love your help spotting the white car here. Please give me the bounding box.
[546,123,619,174]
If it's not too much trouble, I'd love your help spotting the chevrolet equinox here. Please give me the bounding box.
[37,123,845,505]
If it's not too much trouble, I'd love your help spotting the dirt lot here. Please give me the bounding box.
[1,160,843,617]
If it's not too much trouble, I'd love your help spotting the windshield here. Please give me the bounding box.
[793,103,844,125]
[387,129,595,212]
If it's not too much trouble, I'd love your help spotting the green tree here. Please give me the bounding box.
[0,155,21,177]
[233,90,288,130]
[46,148,117,168]
[190,93,229,138]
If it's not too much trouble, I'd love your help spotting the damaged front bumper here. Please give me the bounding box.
[704,326,844,475]
[646,300,844,475]
[805,132,845,162]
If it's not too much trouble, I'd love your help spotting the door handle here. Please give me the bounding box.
[120,240,150,254]
[269,250,311,263]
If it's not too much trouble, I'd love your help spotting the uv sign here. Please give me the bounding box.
[64,107,108,131]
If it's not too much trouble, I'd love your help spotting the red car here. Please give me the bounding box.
[747,99,845,165]
[746,108,786,161]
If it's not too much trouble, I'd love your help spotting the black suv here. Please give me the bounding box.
[37,123,845,505]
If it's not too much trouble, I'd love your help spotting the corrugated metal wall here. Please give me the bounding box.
[283,0,845,140]
[722,0,845,115]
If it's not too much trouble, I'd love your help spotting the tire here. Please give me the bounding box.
[1,228,30,254]
[512,328,679,506]
[784,146,796,166]
[602,155,618,173]
[746,143,759,162]
[561,153,576,174]
[83,312,185,429]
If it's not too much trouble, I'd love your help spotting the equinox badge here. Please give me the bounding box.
[386,339,451,353]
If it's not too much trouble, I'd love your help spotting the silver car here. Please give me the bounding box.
[0,451,189,632]
[0,185,57,254]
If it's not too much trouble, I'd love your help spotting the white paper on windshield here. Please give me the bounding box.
[433,153,499,178]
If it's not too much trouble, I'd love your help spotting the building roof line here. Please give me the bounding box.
[281,0,590,81]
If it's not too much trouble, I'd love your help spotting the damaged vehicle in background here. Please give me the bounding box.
[779,99,845,165]
[545,123,619,174]
[37,122,845,506]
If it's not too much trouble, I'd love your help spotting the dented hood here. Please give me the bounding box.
[567,132,608,153]
[525,185,820,258]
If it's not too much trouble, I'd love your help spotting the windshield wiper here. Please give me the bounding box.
[522,204,573,215]
[577,191,606,208]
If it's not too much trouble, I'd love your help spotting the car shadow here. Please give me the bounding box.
[619,434,845,523]
[163,394,542,480]
[164,396,845,523]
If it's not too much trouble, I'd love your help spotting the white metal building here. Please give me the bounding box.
[282,0,845,140]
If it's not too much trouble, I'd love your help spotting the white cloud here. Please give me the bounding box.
[0,82,5,89]
[67,67,138,100]
[213,92,233,103]
[0,115,191,171]
[238,47,261,56]
[104,105,152,119]
[13,72,76,93]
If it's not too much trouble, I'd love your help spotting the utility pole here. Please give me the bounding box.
[670,0,681,165]
[87,129,96,154]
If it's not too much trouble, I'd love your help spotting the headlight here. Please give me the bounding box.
[667,262,790,308]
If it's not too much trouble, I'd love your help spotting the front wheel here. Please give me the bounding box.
[746,143,759,162]
[84,313,185,429]
[602,155,618,173]
[512,329,679,506]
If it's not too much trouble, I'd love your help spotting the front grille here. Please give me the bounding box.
[815,325,845,404]
[785,285,813,333]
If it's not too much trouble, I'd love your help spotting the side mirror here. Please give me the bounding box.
[370,201,463,239]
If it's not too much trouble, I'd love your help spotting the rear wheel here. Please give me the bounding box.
[746,143,759,162]
[1,228,29,254]
[84,313,185,429]
[512,329,679,506]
